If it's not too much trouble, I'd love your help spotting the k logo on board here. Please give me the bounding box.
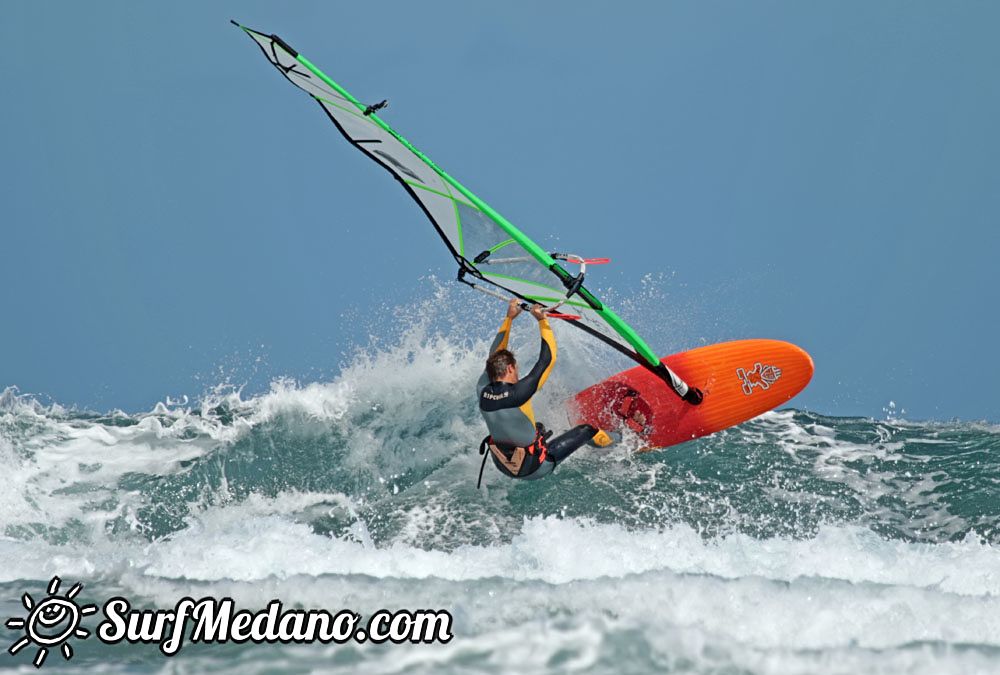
[737,363,782,396]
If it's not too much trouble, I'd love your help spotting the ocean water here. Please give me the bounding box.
[2,311,999,674]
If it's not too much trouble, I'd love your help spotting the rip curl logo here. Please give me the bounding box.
[736,362,782,395]
[5,576,97,668]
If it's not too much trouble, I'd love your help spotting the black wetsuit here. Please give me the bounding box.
[477,316,598,480]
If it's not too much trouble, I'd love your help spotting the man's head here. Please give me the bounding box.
[486,349,518,383]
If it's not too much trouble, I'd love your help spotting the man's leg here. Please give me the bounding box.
[546,424,600,464]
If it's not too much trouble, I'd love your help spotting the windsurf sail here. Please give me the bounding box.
[233,21,692,399]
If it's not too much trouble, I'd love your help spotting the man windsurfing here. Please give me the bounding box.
[475,299,615,485]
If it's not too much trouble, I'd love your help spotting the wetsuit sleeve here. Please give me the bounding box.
[489,317,513,355]
[478,317,514,390]
[531,318,557,391]
[504,318,556,404]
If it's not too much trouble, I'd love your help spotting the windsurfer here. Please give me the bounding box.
[475,299,614,483]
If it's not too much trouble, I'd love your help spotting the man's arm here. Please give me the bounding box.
[478,299,522,388]
[490,298,522,354]
[488,316,513,355]
[507,305,557,403]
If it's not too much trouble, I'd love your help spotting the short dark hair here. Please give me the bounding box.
[486,349,516,382]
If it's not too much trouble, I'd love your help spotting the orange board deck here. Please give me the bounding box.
[571,339,814,449]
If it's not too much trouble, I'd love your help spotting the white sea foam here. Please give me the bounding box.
[0,300,618,544]
[56,510,1000,674]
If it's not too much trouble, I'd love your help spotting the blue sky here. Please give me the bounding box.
[3,1,998,420]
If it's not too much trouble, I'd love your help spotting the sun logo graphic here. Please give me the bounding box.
[736,362,782,396]
[5,576,97,668]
